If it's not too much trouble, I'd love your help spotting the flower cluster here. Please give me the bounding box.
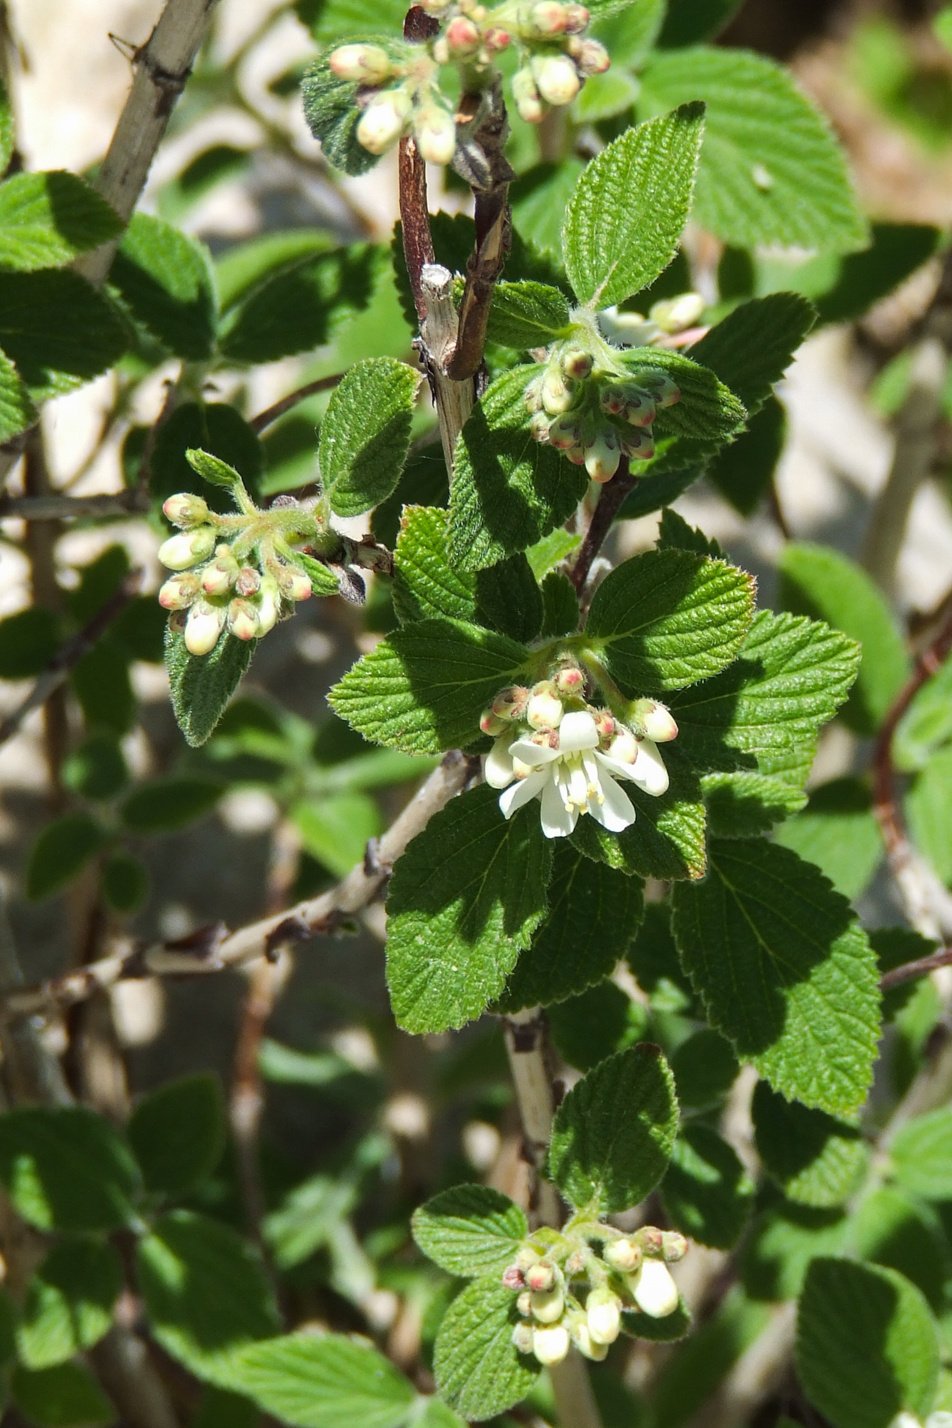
[505,1226,687,1367]
[525,344,681,483]
[326,1,609,164]
[481,668,677,838]
[157,493,314,657]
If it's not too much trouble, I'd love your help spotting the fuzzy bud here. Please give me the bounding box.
[526,688,563,731]
[484,26,511,50]
[524,374,544,413]
[356,89,412,155]
[234,566,261,598]
[529,1286,565,1324]
[502,1264,525,1290]
[564,3,591,30]
[661,1231,689,1263]
[592,709,616,741]
[201,560,236,598]
[548,414,581,450]
[415,104,457,165]
[328,43,393,84]
[158,573,200,610]
[162,493,209,528]
[650,292,705,334]
[531,53,581,106]
[629,1259,679,1318]
[525,1260,558,1293]
[553,665,585,697]
[527,1,573,35]
[568,1314,609,1362]
[512,66,545,123]
[586,1287,622,1346]
[639,369,681,409]
[184,600,226,656]
[637,700,678,744]
[256,577,281,636]
[541,365,579,415]
[158,526,217,571]
[560,347,594,380]
[569,36,610,74]
[604,1237,642,1273]
[492,686,529,721]
[532,1323,570,1366]
[227,598,261,642]
[585,429,622,484]
[620,430,655,462]
[444,15,482,53]
[276,565,313,602]
[511,1322,535,1354]
[481,708,509,736]
[516,1291,533,1317]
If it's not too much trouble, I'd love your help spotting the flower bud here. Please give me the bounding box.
[415,104,457,165]
[516,1290,533,1317]
[480,707,508,736]
[512,66,545,123]
[541,366,579,415]
[570,36,610,74]
[162,493,209,528]
[532,1323,570,1366]
[418,0,450,11]
[564,3,591,31]
[531,53,581,106]
[661,1230,689,1263]
[592,710,616,742]
[560,348,593,380]
[586,1287,622,1346]
[158,526,217,571]
[596,307,651,346]
[604,1236,642,1273]
[202,560,236,597]
[184,600,226,656]
[547,414,581,450]
[637,700,678,744]
[629,1259,679,1318]
[158,573,201,610]
[511,1322,535,1354]
[227,598,261,642]
[620,430,655,462]
[492,686,529,720]
[585,429,621,484]
[356,89,412,155]
[256,577,280,636]
[569,1315,609,1362]
[527,1,572,34]
[649,292,705,334]
[444,15,482,53]
[526,688,563,731]
[638,369,681,408]
[502,1264,525,1290]
[618,386,656,428]
[530,411,553,443]
[328,43,393,84]
[484,26,511,50]
[234,566,261,598]
[607,730,638,765]
[525,1260,558,1293]
[276,565,312,602]
[553,665,585,696]
[530,1286,564,1324]
[524,374,544,413]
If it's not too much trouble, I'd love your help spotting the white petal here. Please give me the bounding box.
[631,1260,679,1318]
[589,773,635,831]
[499,770,547,818]
[631,737,669,796]
[540,775,577,837]
[595,752,639,783]
[509,738,560,767]
[485,735,515,788]
[557,710,599,754]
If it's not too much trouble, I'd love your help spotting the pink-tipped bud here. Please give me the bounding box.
[639,700,678,744]
[480,708,508,736]
[586,1287,622,1346]
[511,1322,535,1354]
[356,89,412,155]
[629,1260,679,1319]
[529,1286,564,1324]
[184,600,225,656]
[158,573,200,610]
[639,369,681,409]
[548,415,581,451]
[560,348,593,380]
[541,366,578,415]
[227,598,260,642]
[527,1,572,35]
[276,565,312,602]
[621,390,657,428]
[234,566,261,598]
[202,560,235,598]
[529,411,552,443]
[444,15,482,53]
[162,493,209,528]
[553,666,585,696]
[328,43,393,84]
[585,430,621,484]
[415,104,457,165]
[532,1324,569,1366]
[492,686,529,720]
[512,66,545,123]
[662,1231,689,1263]
[593,709,616,741]
[484,26,511,50]
[256,577,280,636]
[621,430,655,463]
[158,526,217,571]
[564,3,590,32]
[502,1264,525,1290]
[531,53,581,106]
[566,444,587,465]
[571,36,610,74]
[604,1237,642,1273]
[527,688,563,731]
[525,1261,558,1293]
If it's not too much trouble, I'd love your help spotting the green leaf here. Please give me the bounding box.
[102,852,149,914]
[319,357,420,517]
[658,0,743,45]
[11,1362,113,1428]
[672,839,881,1114]
[235,1333,414,1428]
[639,48,868,253]
[708,396,786,516]
[433,1276,539,1422]
[0,80,13,172]
[0,270,127,401]
[475,556,543,644]
[290,550,341,598]
[549,982,649,1071]
[301,57,383,177]
[291,793,381,878]
[586,548,755,692]
[622,1298,693,1343]
[540,570,579,637]
[796,1260,940,1427]
[26,813,110,900]
[485,281,572,348]
[497,842,643,1010]
[0,171,121,272]
[510,159,585,262]
[702,769,807,839]
[62,733,128,801]
[669,1029,739,1110]
[850,1186,950,1312]
[907,745,952,885]
[412,1185,528,1277]
[0,1106,141,1232]
[779,542,909,734]
[329,619,529,755]
[385,785,552,1033]
[186,446,244,491]
[0,343,37,441]
[742,1201,849,1303]
[773,777,883,900]
[393,507,477,625]
[218,243,381,363]
[809,222,943,326]
[17,1240,122,1369]
[571,748,707,881]
[150,402,263,514]
[620,348,746,446]
[71,636,135,735]
[689,293,817,417]
[572,68,640,123]
[661,1124,754,1249]
[137,1210,279,1387]
[889,1107,952,1202]
[525,526,581,580]
[121,776,221,832]
[296,0,407,42]
[752,1082,868,1209]
[591,0,665,67]
[548,1043,679,1213]
[671,610,861,791]
[894,649,952,771]
[165,625,253,748]
[109,213,217,359]
[449,366,586,572]
[128,1074,226,1199]
[562,103,705,309]
[0,607,58,677]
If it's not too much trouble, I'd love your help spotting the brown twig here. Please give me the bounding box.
[0,752,472,1023]
[0,569,145,751]
[880,945,952,992]
[0,490,149,522]
[568,465,636,595]
[249,373,344,434]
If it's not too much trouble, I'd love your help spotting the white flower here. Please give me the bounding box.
[485,709,669,838]
[628,1259,679,1318]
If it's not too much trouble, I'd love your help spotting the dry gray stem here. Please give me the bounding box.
[420,264,476,477]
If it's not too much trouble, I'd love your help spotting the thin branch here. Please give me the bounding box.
[880,945,952,992]
[569,466,636,594]
[0,752,473,1023]
[0,570,145,750]
[0,490,149,522]
[249,373,344,434]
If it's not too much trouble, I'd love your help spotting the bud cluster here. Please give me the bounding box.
[325,0,610,164]
[524,345,681,483]
[157,493,315,658]
[506,1227,687,1367]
